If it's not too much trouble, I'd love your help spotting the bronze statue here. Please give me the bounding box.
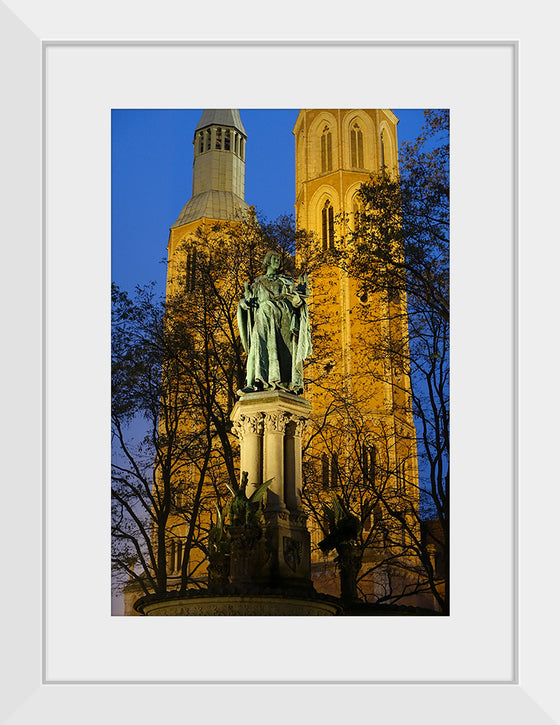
[319,493,363,604]
[208,503,230,558]
[237,251,312,395]
[225,471,274,528]
[318,493,362,554]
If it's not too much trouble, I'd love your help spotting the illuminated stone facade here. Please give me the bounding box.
[293,110,420,602]
[124,109,427,614]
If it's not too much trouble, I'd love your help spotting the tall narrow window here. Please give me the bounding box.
[186,248,197,292]
[369,446,377,484]
[321,200,335,250]
[351,122,364,167]
[321,452,339,489]
[176,540,183,572]
[215,127,222,150]
[206,129,212,151]
[169,540,176,572]
[395,460,406,494]
[224,129,231,150]
[321,125,332,173]
[380,130,386,171]
[331,453,339,488]
[363,445,377,485]
[321,453,330,490]
[198,131,204,154]
[240,137,245,160]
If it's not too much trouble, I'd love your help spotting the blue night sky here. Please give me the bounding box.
[111,109,426,294]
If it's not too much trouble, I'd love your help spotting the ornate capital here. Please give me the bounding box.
[232,414,264,440]
[231,419,244,440]
[264,411,290,434]
[293,417,309,437]
[244,414,265,435]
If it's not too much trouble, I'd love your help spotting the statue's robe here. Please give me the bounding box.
[237,273,312,393]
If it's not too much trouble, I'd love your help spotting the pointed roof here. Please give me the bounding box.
[171,191,250,228]
[194,109,246,137]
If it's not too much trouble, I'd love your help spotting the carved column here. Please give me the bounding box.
[284,416,308,511]
[230,391,313,589]
[232,414,264,497]
[263,411,289,510]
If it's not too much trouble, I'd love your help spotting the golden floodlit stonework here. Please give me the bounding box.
[124,109,431,615]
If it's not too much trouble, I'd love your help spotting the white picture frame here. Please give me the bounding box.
[2,0,557,722]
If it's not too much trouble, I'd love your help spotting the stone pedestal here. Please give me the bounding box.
[336,543,363,605]
[228,525,261,587]
[136,592,342,616]
[231,391,312,590]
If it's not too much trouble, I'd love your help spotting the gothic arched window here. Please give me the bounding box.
[224,129,231,150]
[395,460,406,494]
[321,452,339,489]
[215,127,222,150]
[205,129,212,152]
[363,444,377,486]
[321,453,330,490]
[169,540,176,572]
[321,125,333,173]
[198,131,204,154]
[350,122,364,167]
[321,200,335,250]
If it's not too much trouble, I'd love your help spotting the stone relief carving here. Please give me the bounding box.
[264,411,290,434]
[231,419,245,440]
[242,414,265,435]
[283,536,303,572]
[293,417,308,437]
[232,413,264,440]
[264,509,290,523]
[288,512,308,526]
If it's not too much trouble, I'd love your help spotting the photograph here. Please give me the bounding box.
[111,108,450,617]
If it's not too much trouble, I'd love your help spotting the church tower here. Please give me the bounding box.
[293,109,401,405]
[293,110,420,599]
[166,109,251,298]
[124,110,252,614]
[166,108,255,576]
